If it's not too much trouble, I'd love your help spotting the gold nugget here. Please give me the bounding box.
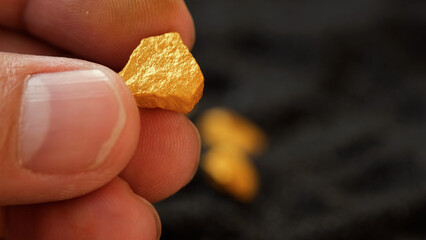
[202,145,259,202]
[119,32,204,113]
[198,107,266,154]
[198,108,267,202]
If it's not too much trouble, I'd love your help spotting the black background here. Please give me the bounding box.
[156,1,426,239]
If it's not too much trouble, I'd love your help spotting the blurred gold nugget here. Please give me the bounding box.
[198,108,266,202]
[119,32,204,113]
[198,108,266,154]
[202,146,259,202]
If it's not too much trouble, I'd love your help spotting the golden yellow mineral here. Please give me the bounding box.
[201,145,259,202]
[198,108,267,202]
[119,32,204,113]
[198,107,266,155]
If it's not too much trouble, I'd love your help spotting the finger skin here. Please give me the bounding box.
[0,29,60,56]
[0,53,140,205]
[4,178,160,240]
[0,0,198,210]
[23,0,195,70]
[0,0,26,29]
[0,53,201,206]
[120,109,201,203]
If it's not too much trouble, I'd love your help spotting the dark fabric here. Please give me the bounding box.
[155,0,426,239]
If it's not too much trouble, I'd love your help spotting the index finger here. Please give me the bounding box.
[0,0,195,70]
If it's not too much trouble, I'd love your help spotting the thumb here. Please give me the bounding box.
[0,53,140,205]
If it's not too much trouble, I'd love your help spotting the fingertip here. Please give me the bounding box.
[120,109,201,202]
[23,0,196,69]
[5,178,160,240]
[136,196,162,240]
[94,65,140,173]
[175,0,196,49]
[0,54,140,205]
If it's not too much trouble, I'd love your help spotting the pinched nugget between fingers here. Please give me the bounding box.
[119,32,204,113]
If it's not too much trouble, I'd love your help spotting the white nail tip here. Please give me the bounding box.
[20,69,126,172]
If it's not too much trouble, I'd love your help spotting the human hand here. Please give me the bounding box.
[0,0,199,239]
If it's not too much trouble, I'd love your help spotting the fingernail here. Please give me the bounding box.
[19,69,125,173]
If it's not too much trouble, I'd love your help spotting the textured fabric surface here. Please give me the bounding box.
[155,0,426,239]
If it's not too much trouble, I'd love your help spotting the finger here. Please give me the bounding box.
[4,178,161,240]
[0,28,60,56]
[0,0,25,29]
[0,52,140,205]
[120,109,201,203]
[1,0,195,70]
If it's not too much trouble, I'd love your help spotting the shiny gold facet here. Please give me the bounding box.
[119,32,204,113]
[198,107,266,154]
[202,146,259,202]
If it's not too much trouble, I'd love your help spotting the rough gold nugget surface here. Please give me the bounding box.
[119,32,204,113]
